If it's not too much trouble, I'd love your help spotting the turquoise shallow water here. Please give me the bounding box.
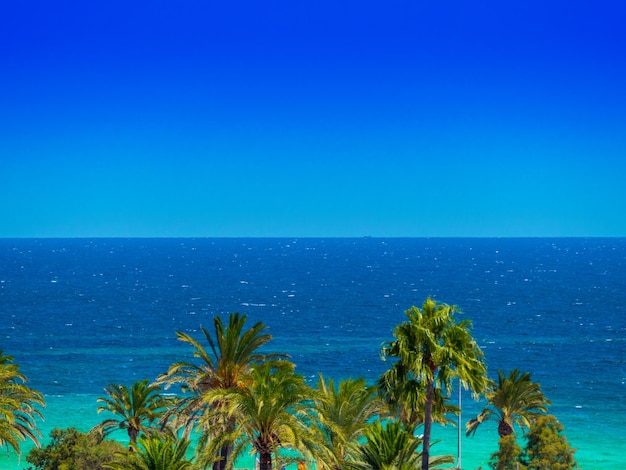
[0,394,620,469]
[1,238,625,469]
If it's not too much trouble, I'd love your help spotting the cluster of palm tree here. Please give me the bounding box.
[2,298,558,469]
[92,299,526,470]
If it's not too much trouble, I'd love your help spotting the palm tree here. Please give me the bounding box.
[349,420,453,470]
[0,350,45,458]
[93,379,169,449]
[378,366,458,432]
[380,298,489,470]
[207,361,315,470]
[313,375,387,470]
[157,313,286,470]
[466,369,551,439]
[104,434,193,470]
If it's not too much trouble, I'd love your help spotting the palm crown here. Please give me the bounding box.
[205,361,314,470]
[94,379,169,448]
[349,420,453,470]
[466,368,551,438]
[104,434,193,470]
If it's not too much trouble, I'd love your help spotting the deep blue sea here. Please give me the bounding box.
[1,238,624,469]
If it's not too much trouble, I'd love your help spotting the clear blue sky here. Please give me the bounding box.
[2,1,625,237]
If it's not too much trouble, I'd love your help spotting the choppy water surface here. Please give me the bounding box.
[1,238,624,468]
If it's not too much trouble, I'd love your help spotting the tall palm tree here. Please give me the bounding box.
[206,361,315,470]
[349,420,453,470]
[380,298,489,470]
[466,368,551,439]
[313,375,387,470]
[157,313,286,470]
[378,365,458,432]
[104,434,193,470]
[0,350,45,458]
[93,379,169,449]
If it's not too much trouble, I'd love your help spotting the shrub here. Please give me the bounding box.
[522,415,579,470]
[488,434,526,470]
[25,427,125,470]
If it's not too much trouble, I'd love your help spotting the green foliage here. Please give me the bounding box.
[25,427,125,470]
[104,434,193,470]
[522,415,579,470]
[157,313,286,470]
[488,435,526,470]
[313,375,388,470]
[467,369,551,439]
[0,350,45,457]
[93,379,170,447]
[349,420,453,470]
[487,415,579,470]
[379,298,488,470]
[204,361,315,470]
[11,310,582,470]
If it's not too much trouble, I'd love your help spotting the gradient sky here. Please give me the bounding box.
[2,1,625,237]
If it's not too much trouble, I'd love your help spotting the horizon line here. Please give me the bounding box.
[1,235,625,240]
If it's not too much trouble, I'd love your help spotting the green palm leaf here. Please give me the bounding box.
[156,312,287,470]
[349,420,453,470]
[93,379,168,448]
[204,362,315,470]
[104,434,193,470]
[379,298,488,470]
[313,375,388,470]
[466,368,551,439]
[0,350,45,457]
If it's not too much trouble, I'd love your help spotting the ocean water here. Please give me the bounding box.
[0,238,624,469]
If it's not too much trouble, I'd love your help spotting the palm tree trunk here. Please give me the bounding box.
[213,418,235,470]
[498,420,514,438]
[422,380,435,470]
[128,426,139,452]
[259,450,273,470]
[213,443,233,470]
